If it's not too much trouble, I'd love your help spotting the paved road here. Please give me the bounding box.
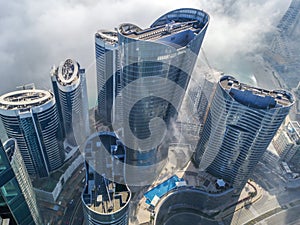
[70,195,84,225]
[164,212,219,225]
[224,158,300,225]
[61,191,82,225]
[40,162,85,225]
[259,205,300,225]
[59,164,85,225]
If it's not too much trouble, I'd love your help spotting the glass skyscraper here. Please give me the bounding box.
[81,132,131,225]
[194,75,294,192]
[0,89,65,178]
[51,58,89,146]
[116,8,209,185]
[95,30,120,125]
[0,139,42,225]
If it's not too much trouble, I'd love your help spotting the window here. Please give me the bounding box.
[1,179,19,202]
[0,153,7,172]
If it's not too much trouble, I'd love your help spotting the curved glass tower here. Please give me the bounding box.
[0,89,65,177]
[116,8,209,185]
[51,58,89,146]
[0,139,42,225]
[194,75,294,192]
[82,132,131,225]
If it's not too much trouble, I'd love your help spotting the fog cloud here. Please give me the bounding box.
[0,0,291,99]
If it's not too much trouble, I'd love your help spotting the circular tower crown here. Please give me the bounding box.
[57,59,79,86]
[0,89,53,112]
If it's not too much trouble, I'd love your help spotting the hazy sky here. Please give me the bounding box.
[0,0,291,102]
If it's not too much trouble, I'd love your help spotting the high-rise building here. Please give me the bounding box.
[264,0,300,87]
[189,72,219,125]
[115,8,209,185]
[291,82,300,121]
[81,132,131,225]
[0,139,42,225]
[51,58,89,146]
[0,88,65,177]
[194,75,294,192]
[95,30,120,125]
[273,120,300,172]
[276,0,300,35]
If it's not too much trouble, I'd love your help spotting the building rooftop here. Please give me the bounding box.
[118,8,209,49]
[52,59,80,86]
[0,89,53,111]
[289,121,300,134]
[118,21,203,49]
[82,132,130,215]
[220,75,294,109]
[95,30,118,45]
[119,20,200,40]
[287,121,300,143]
[84,181,130,214]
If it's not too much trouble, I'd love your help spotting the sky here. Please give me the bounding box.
[0,0,291,104]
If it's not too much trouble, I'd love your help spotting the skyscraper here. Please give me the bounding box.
[0,88,65,178]
[273,120,300,172]
[264,0,300,86]
[194,75,294,192]
[189,72,218,125]
[0,139,42,225]
[95,30,120,125]
[81,132,131,225]
[51,58,89,146]
[276,0,300,35]
[115,8,209,185]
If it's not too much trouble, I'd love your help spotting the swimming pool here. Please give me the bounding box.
[144,175,184,206]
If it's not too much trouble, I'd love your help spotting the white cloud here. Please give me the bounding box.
[0,0,291,96]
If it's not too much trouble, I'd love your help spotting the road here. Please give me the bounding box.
[40,162,85,225]
[224,158,300,225]
[258,204,300,225]
[70,194,84,225]
[58,164,85,225]
[164,212,219,225]
[61,191,82,225]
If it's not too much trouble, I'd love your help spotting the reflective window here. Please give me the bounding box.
[0,152,6,172]
[1,178,18,202]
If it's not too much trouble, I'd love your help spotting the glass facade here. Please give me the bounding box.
[95,31,120,125]
[115,8,209,185]
[0,89,65,178]
[51,59,89,146]
[81,132,131,225]
[0,139,42,225]
[195,75,294,192]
